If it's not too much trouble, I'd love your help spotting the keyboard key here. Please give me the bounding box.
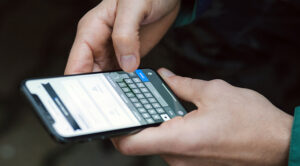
[122,87,130,92]
[118,82,126,87]
[178,110,185,116]
[140,99,148,104]
[137,83,145,88]
[134,102,142,108]
[148,109,156,115]
[129,72,136,77]
[124,78,133,84]
[140,87,149,93]
[144,93,152,98]
[161,114,171,121]
[110,73,121,80]
[130,97,138,103]
[133,78,141,83]
[148,98,156,103]
[146,118,154,123]
[120,74,129,79]
[165,107,175,116]
[132,89,141,94]
[152,114,161,120]
[145,82,168,107]
[142,113,150,119]
[152,103,160,108]
[144,104,152,109]
[138,107,146,113]
[136,94,144,99]
[128,84,137,89]
[126,92,134,98]
[156,108,164,113]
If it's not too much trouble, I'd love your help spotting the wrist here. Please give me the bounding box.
[271,112,293,166]
[242,109,293,166]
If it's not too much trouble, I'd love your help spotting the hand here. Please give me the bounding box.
[112,68,293,166]
[65,0,180,74]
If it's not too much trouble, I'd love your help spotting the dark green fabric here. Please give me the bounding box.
[289,106,300,166]
[174,0,198,27]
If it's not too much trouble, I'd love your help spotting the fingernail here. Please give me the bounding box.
[159,68,175,78]
[121,55,136,71]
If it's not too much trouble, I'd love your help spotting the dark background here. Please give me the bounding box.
[0,0,299,165]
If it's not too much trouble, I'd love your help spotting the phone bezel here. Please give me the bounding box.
[21,68,186,143]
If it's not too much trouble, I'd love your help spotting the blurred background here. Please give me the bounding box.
[0,0,299,165]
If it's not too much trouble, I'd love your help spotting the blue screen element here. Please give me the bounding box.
[135,69,149,82]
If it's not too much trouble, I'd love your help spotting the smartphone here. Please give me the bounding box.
[21,69,187,143]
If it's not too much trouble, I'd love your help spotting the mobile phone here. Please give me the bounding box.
[21,69,187,143]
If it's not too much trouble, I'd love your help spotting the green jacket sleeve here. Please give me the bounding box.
[174,0,211,27]
[289,106,300,166]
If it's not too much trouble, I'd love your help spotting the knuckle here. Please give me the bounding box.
[77,17,85,29]
[206,79,228,90]
[77,13,89,29]
[77,7,96,29]
[202,79,229,98]
[170,76,201,99]
[112,33,130,44]
[182,77,194,86]
[171,76,193,88]
[242,88,261,98]
[183,77,200,96]
[209,79,228,86]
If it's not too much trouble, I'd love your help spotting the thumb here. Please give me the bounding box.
[112,0,149,72]
[158,68,206,104]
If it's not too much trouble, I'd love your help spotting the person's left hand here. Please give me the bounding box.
[65,0,180,74]
[112,68,293,166]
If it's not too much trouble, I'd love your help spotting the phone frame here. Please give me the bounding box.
[21,68,186,143]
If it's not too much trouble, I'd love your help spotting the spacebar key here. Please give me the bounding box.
[145,82,168,107]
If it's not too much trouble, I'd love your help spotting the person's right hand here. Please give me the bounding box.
[65,0,180,75]
[112,68,293,166]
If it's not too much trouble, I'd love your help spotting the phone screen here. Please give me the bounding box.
[24,69,186,138]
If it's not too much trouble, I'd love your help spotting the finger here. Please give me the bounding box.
[65,35,94,75]
[112,0,150,72]
[158,68,207,105]
[112,116,183,155]
[65,1,115,75]
[138,1,180,56]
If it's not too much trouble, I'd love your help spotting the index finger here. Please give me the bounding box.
[111,116,184,156]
